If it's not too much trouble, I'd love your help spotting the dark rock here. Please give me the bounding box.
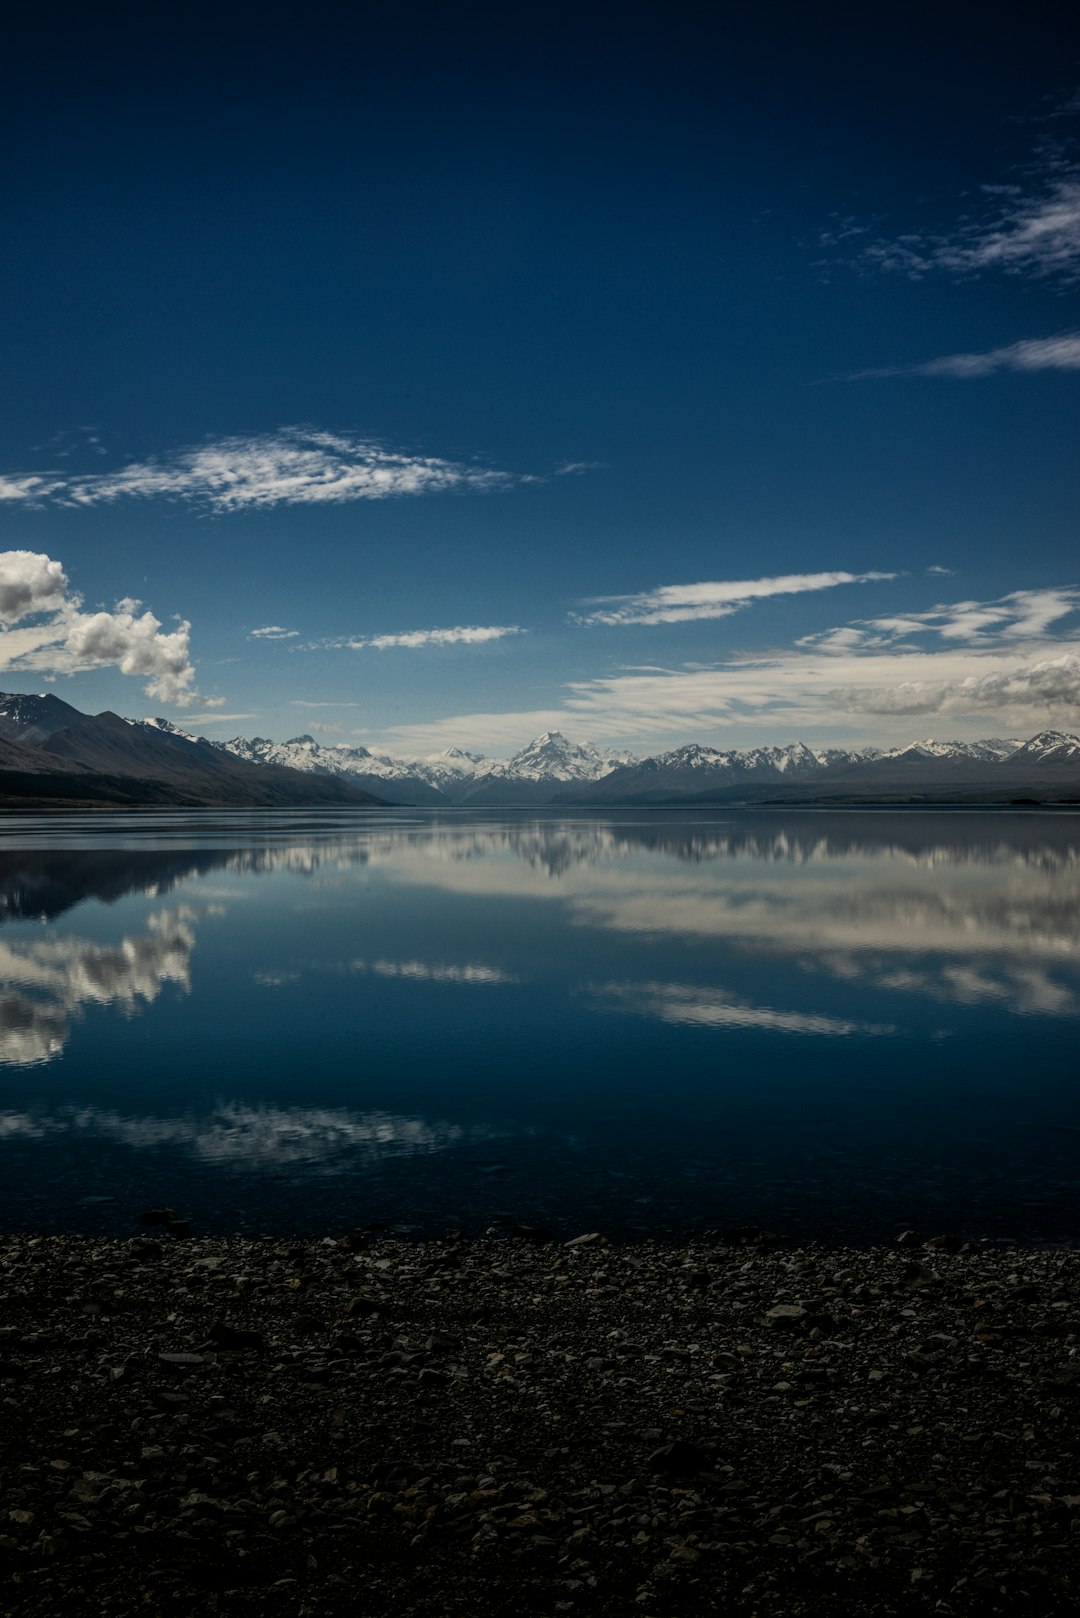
[139,1207,177,1227]
[207,1322,264,1351]
[337,1231,370,1252]
[129,1240,164,1261]
[509,1223,555,1244]
[647,1439,713,1476]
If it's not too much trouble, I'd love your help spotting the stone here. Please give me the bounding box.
[646,1439,713,1476]
[765,1304,808,1327]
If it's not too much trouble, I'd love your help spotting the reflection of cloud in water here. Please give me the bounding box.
[0,1108,62,1139]
[356,958,517,985]
[874,964,1075,1017]
[0,906,212,1066]
[256,957,518,988]
[0,1104,494,1173]
[586,979,893,1037]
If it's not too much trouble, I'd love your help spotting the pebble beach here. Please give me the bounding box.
[3,1229,1080,1616]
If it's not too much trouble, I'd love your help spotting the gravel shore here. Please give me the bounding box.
[3,1230,1080,1616]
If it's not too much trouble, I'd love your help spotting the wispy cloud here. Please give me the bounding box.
[376,584,1080,750]
[0,426,527,512]
[844,104,1080,285]
[345,624,525,651]
[249,624,298,640]
[572,570,895,629]
[0,549,208,706]
[854,331,1080,379]
[799,589,1080,653]
[180,711,256,725]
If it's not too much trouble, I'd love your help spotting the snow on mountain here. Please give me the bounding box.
[124,720,1080,805]
[136,717,202,745]
[1007,730,1080,764]
[879,737,1024,763]
[483,731,638,783]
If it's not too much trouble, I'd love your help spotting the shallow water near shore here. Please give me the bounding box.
[0,805,1078,1243]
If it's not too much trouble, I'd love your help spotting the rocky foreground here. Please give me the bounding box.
[3,1233,1080,1616]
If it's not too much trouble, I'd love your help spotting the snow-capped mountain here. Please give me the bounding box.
[119,719,1080,807]
[479,731,637,783]
[207,728,636,804]
[879,737,1022,764]
[1007,730,1080,765]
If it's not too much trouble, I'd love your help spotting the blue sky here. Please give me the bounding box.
[1,2,1078,755]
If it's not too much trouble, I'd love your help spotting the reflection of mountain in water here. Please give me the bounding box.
[1,814,1079,1053]
[372,816,1080,877]
[3,812,1080,928]
[0,848,235,923]
[0,907,203,1065]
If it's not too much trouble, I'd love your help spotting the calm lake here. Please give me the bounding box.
[1,807,1078,1244]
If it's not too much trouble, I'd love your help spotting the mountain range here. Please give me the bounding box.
[202,723,1080,806]
[0,692,1078,807]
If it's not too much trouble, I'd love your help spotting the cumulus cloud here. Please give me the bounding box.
[0,549,208,706]
[249,625,299,640]
[0,551,69,623]
[346,624,525,651]
[854,332,1080,380]
[573,570,895,628]
[0,426,525,512]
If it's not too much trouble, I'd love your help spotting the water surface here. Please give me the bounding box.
[1,807,1078,1243]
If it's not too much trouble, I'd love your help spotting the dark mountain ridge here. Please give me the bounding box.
[0,693,387,809]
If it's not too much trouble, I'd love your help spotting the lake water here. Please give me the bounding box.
[1,807,1078,1244]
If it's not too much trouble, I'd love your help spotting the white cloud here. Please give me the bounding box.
[854,332,1080,379]
[835,649,1080,717]
[0,550,208,707]
[0,551,68,623]
[249,625,298,640]
[180,711,257,725]
[852,140,1080,284]
[376,584,1080,751]
[0,426,525,511]
[347,624,525,650]
[573,570,895,628]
